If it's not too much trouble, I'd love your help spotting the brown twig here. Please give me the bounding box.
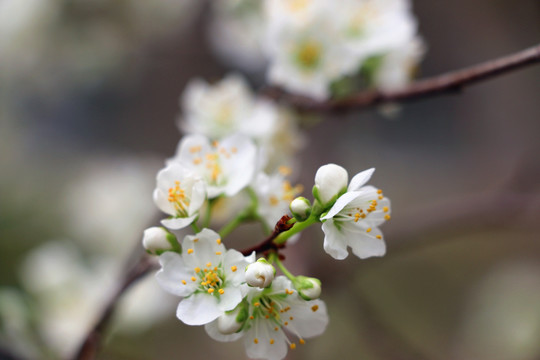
[263,43,540,112]
[240,215,293,256]
[72,254,157,360]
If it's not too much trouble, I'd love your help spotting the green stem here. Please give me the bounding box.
[202,198,217,229]
[273,214,318,245]
[191,222,201,233]
[218,212,251,238]
[274,256,296,282]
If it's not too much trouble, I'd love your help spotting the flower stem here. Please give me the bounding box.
[202,198,217,228]
[191,222,201,233]
[218,187,260,239]
[273,214,318,245]
[274,256,296,282]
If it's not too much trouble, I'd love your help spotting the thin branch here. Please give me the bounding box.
[240,215,293,256]
[263,43,540,112]
[72,254,157,360]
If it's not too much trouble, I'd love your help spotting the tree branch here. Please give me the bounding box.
[263,43,540,112]
[72,254,157,360]
[240,215,293,256]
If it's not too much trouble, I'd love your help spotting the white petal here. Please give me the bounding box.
[287,299,329,338]
[321,191,362,220]
[245,320,288,360]
[218,286,243,312]
[223,249,254,285]
[343,224,387,259]
[161,214,198,230]
[321,219,349,260]
[204,319,244,342]
[348,168,375,191]
[188,179,206,215]
[155,252,196,297]
[220,134,257,196]
[182,229,225,269]
[153,188,175,216]
[176,292,221,325]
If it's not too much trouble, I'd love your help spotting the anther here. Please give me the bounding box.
[208,289,214,294]
[191,277,196,282]
[194,267,201,273]
[181,280,187,285]
[290,343,296,349]
[253,338,258,344]
[231,266,237,272]
[385,214,391,220]
[219,289,225,295]
[187,249,194,254]
[299,339,305,345]
[376,235,382,239]
[311,305,319,312]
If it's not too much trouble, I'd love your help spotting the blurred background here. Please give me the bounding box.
[1,0,539,359]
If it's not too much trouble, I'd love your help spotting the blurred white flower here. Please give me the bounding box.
[253,170,304,227]
[180,74,278,141]
[374,37,425,91]
[63,156,159,256]
[170,133,258,198]
[208,0,267,73]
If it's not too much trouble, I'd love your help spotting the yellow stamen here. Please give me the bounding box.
[194,267,201,273]
[216,238,222,245]
[377,189,383,194]
[312,305,319,312]
[219,289,225,295]
[366,228,372,233]
[254,302,260,307]
[290,343,296,349]
[187,249,193,254]
[215,251,221,255]
[300,339,305,345]
[270,339,275,345]
[207,288,214,294]
[231,266,237,272]
[385,214,391,220]
[254,338,258,344]
[181,280,186,285]
[376,235,382,239]
[206,262,212,268]
[383,206,389,212]
[191,277,196,282]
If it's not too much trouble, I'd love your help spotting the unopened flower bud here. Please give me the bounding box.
[290,197,311,221]
[313,164,348,205]
[217,305,246,335]
[142,227,180,255]
[294,276,322,300]
[245,258,275,288]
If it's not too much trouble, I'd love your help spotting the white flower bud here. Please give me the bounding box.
[290,197,311,221]
[142,227,179,255]
[217,306,245,335]
[313,164,348,205]
[245,258,275,288]
[295,276,322,300]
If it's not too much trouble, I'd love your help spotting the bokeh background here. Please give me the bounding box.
[1,1,540,359]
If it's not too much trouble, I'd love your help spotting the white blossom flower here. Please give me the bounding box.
[153,163,206,230]
[205,276,329,360]
[265,16,358,100]
[245,258,276,288]
[170,133,258,199]
[337,0,418,60]
[180,74,278,141]
[156,228,255,326]
[208,0,267,73]
[374,37,425,91]
[320,168,391,260]
[253,169,304,227]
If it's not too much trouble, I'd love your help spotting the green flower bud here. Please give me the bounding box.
[142,227,181,255]
[294,276,322,300]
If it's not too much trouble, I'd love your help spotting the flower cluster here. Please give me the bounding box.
[143,76,391,359]
[142,2,405,359]
[206,0,424,100]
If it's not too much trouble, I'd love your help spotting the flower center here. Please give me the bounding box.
[295,41,322,70]
[269,181,303,207]
[196,264,226,295]
[190,142,238,186]
[168,181,190,217]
